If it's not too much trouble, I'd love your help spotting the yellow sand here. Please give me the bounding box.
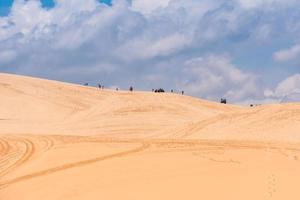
[0,73,300,200]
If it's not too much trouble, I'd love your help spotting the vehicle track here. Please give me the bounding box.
[32,135,55,152]
[0,138,35,178]
[174,110,262,139]
[0,138,10,156]
[0,141,149,189]
[1,135,299,191]
[170,113,232,139]
[0,151,22,167]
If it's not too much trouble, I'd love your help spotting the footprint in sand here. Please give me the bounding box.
[267,173,276,198]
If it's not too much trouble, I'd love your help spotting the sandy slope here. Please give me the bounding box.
[0,73,300,200]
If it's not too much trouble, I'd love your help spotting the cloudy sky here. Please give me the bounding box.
[0,0,300,104]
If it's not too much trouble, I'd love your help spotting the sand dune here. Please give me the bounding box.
[1,73,300,200]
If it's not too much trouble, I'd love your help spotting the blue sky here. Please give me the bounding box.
[0,0,112,15]
[0,0,299,104]
[0,0,55,15]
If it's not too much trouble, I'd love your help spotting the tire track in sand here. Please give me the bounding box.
[0,151,22,168]
[0,138,10,156]
[0,138,35,178]
[1,136,299,190]
[0,142,149,189]
[174,111,259,139]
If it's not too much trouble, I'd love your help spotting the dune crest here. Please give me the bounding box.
[0,73,299,141]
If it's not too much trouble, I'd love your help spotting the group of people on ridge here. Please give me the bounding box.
[88,83,228,104]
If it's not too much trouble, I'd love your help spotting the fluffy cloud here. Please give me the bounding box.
[131,0,170,14]
[179,55,261,102]
[263,74,300,103]
[0,0,300,103]
[273,44,300,62]
[235,0,298,9]
[117,33,190,60]
[274,74,300,97]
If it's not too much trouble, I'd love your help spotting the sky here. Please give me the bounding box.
[0,0,300,104]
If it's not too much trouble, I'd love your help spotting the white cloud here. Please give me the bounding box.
[9,0,51,37]
[179,55,261,102]
[131,0,170,14]
[274,74,300,97]
[235,0,298,9]
[117,33,190,60]
[263,74,300,103]
[273,44,300,62]
[55,0,99,12]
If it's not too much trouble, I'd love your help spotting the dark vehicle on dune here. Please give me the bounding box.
[220,98,227,104]
[154,88,165,93]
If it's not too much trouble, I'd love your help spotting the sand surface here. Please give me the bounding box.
[1,73,300,199]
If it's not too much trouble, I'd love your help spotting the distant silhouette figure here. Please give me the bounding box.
[250,104,254,107]
[116,88,119,91]
[171,89,174,93]
[181,91,184,95]
[101,85,104,89]
[98,84,101,89]
[220,98,227,104]
[129,86,133,92]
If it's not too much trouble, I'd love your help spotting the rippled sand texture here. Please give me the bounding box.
[1,73,300,200]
